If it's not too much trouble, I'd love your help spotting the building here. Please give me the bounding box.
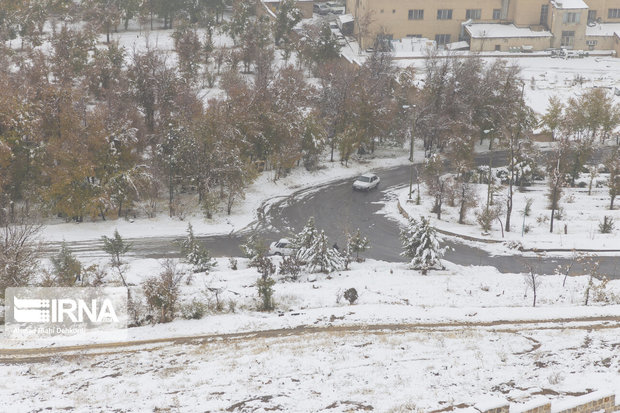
[344,0,620,54]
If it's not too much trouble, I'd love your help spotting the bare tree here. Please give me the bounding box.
[0,222,42,298]
[522,256,544,307]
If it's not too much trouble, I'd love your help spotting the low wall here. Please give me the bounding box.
[473,391,619,413]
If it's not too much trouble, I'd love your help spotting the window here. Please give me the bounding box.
[540,4,549,26]
[561,30,575,47]
[408,9,424,20]
[495,45,501,51]
[562,12,580,23]
[437,9,452,20]
[588,10,597,22]
[493,9,501,19]
[466,9,481,20]
[406,34,423,38]
[435,34,451,45]
[609,9,620,18]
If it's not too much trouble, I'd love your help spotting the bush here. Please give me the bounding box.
[476,207,498,233]
[279,256,302,281]
[180,298,208,320]
[228,257,238,270]
[180,224,216,273]
[142,260,185,323]
[599,216,615,234]
[344,288,358,304]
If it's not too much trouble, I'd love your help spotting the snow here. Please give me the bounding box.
[551,0,588,9]
[382,169,620,254]
[466,24,553,39]
[550,390,616,412]
[474,396,509,411]
[586,22,620,37]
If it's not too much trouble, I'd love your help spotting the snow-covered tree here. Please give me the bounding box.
[303,230,344,273]
[181,223,216,273]
[240,231,268,260]
[347,228,370,262]
[101,229,131,286]
[294,216,318,260]
[400,216,445,274]
[50,242,82,286]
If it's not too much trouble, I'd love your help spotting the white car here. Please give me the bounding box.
[353,173,380,191]
[269,238,295,256]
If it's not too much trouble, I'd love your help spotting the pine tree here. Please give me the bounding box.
[304,230,344,273]
[51,242,82,286]
[347,228,370,262]
[400,216,445,274]
[101,229,131,286]
[240,231,267,260]
[294,216,318,261]
[181,223,216,273]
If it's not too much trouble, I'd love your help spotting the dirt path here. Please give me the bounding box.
[1,315,618,364]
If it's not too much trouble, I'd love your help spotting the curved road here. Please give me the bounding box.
[50,152,620,278]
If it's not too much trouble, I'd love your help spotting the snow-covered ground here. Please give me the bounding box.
[1,257,619,411]
[382,171,620,254]
[3,256,618,349]
[1,316,618,412]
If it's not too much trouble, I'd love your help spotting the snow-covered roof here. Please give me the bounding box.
[586,22,620,37]
[466,23,553,39]
[446,41,469,50]
[551,0,588,9]
[338,14,354,24]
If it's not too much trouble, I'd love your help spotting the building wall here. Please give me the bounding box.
[346,0,620,51]
[549,7,588,48]
[346,0,504,48]
[510,0,549,26]
[470,35,552,51]
[587,0,620,22]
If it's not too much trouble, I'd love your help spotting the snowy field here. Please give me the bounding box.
[3,256,619,349]
[1,322,619,412]
[1,255,619,411]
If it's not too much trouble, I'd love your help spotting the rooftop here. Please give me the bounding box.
[466,23,553,39]
[551,0,588,9]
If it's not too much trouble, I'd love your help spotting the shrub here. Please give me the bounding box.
[279,256,302,281]
[142,260,185,323]
[599,216,615,234]
[180,224,216,273]
[180,298,208,320]
[228,257,238,270]
[344,288,358,304]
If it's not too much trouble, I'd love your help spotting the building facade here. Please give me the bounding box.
[344,0,620,53]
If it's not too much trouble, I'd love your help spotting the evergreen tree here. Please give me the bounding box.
[294,216,318,260]
[240,231,268,260]
[255,255,276,311]
[400,216,445,274]
[180,223,216,273]
[51,242,82,286]
[101,229,131,286]
[303,230,344,273]
[347,228,370,262]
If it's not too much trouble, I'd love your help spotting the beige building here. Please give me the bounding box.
[344,0,620,53]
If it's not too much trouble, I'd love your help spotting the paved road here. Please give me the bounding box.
[48,152,619,278]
